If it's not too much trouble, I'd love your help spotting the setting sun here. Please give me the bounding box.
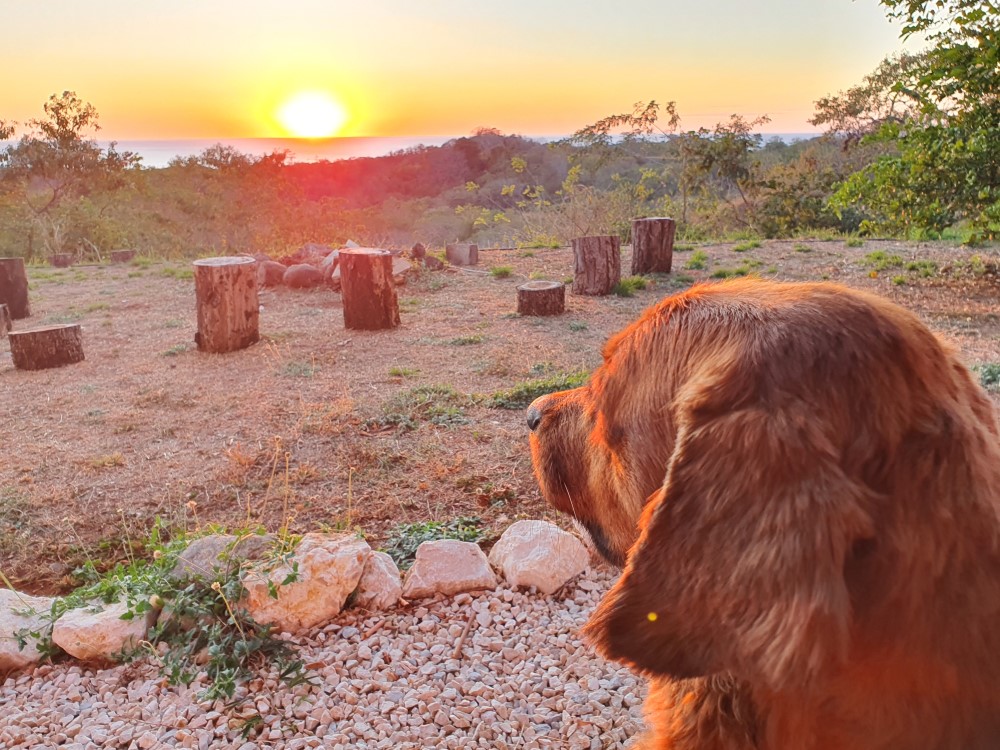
[277,91,348,138]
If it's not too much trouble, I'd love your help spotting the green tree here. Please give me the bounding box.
[0,91,142,258]
[825,1,1000,238]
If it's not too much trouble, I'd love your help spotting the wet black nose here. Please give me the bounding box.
[526,406,542,431]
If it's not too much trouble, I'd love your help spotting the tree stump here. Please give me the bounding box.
[8,324,84,370]
[340,248,401,331]
[631,217,676,274]
[0,303,10,338]
[110,249,136,264]
[572,236,621,295]
[445,243,479,266]
[49,253,73,268]
[0,257,30,319]
[193,257,259,354]
[516,281,565,316]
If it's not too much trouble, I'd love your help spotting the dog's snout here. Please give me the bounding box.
[526,405,542,431]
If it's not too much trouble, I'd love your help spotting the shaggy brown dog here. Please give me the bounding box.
[527,279,1000,750]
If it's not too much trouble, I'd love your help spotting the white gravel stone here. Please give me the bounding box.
[0,570,645,749]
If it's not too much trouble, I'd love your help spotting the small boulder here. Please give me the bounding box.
[0,589,56,672]
[401,540,497,600]
[51,600,151,662]
[257,260,287,287]
[488,520,589,594]
[320,250,340,282]
[354,551,402,611]
[242,534,370,633]
[170,533,274,582]
[284,264,324,289]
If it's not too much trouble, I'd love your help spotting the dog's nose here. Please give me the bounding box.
[526,405,542,431]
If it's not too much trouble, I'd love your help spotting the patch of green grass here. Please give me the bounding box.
[562,276,574,285]
[518,250,536,258]
[568,321,588,332]
[448,334,484,346]
[283,361,319,378]
[131,256,155,268]
[711,264,755,279]
[382,517,483,570]
[161,344,188,357]
[489,265,514,279]
[794,244,813,253]
[161,266,194,281]
[528,270,546,280]
[674,244,695,252]
[372,385,470,430]
[892,275,907,286]
[127,270,145,279]
[388,366,419,378]
[486,371,589,410]
[733,240,761,253]
[861,250,904,271]
[905,260,938,278]
[845,237,865,248]
[685,250,709,270]
[398,297,421,312]
[973,363,1000,389]
[85,302,111,313]
[612,276,648,297]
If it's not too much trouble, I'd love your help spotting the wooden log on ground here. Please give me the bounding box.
[9,324,84,370]
[0,257,30,319]
[631,217,676,274]
[572,235,621,295]
[445,243,479,266]
[49,253,73,268]
[340,248,400,331]
[110,249,136,264]
[0,303,10,338]
[516,281,565,316]
[193,256,259,354]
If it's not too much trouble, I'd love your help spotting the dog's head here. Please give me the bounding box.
[528,279,981,692]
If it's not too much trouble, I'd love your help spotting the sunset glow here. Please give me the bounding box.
[277,92,348,139]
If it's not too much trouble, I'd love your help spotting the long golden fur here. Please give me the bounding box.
[527,279,1000,749]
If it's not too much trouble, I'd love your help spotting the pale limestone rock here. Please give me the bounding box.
[170,533,274,581]
[242,534,370,633]
[51,600,149,662]
[0,589,56,672]
[354,551,402,611]
[401,540,497,600]
[488,520,589,594]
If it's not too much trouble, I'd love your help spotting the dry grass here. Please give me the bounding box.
[2,240,999,593]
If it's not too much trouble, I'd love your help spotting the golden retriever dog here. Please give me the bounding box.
[527,279,1000,750]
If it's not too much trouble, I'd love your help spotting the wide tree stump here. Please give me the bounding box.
[9,324,84,370]
[572,236,621,295]
[110,249,136,264]
[340,248,400,331]
[445,243,479,266]
[0,257,30,319]
[517,281,565,316]
[631,217,676,274]
[0,303,10,338]
[49,253,73,268]
[193,257,259,354]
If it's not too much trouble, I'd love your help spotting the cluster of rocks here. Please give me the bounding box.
[254,241,444,292]
[0,520,589,674]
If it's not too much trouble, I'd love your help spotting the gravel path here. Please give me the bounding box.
[0,571,646,749]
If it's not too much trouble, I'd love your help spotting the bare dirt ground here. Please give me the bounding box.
[2,239,999,595]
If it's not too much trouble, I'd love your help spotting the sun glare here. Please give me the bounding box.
[278,92,348,138]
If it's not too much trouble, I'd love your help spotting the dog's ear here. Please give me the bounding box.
[585,403,875,691]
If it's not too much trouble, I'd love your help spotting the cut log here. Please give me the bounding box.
[49,253,73,268]
[445,243,479,266]
[193,257,259,354]
[516,281,565,316]
[631,217,676,274]
[0,257,30,319]
[0,303,10,338]
[110,249,136,264]
[572,236,621,296]
[9,324,84,370]
[340,248,400,331]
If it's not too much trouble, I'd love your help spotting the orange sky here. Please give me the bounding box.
[2,1,914,140]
